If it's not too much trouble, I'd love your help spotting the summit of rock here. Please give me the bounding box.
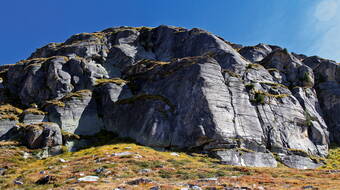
[0,25,339,169]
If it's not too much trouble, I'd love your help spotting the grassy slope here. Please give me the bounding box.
[1,141,340,190]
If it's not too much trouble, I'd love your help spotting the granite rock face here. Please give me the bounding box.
[302,56,340,144]
[213,149,278,168]
[0,119,17,138]
[24,122,62,149]
[45,90,104,135]
[0,25,338,169]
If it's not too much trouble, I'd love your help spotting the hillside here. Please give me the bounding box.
[0,25,339,189]
[1,138,340,189]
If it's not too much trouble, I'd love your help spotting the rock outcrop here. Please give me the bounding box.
[0,25,338,169]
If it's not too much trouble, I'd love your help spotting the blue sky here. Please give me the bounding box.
[0,0,339,65]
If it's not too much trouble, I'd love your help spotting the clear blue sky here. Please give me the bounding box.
[0,0,339,65]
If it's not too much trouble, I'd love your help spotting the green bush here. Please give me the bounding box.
[254,93,265,104]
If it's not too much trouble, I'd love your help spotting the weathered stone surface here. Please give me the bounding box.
[21,113,46,125]
[45,90,104,135]
[302,56,340,144]
[24,122,62,149]
[279,154,322,169]
[0,25,338,168]
[6,56,108,105]
[239,43,274,62]
[213,149,277,167]
[0,119,17,138]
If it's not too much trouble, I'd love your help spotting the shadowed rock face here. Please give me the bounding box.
[0,25,338,168]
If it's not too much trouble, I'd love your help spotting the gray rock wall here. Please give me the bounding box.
[0,25,338,168]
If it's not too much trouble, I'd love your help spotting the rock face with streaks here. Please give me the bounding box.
[0,25,338,169]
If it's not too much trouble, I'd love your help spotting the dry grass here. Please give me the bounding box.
[253,89,290,99]
[0,114,19,121]
[0,104,23,115]
[0,141,20,147]
[24,108,46,115]
[259,81,288,89]
[1,142,340,189]
[45,100,65,107]
[246,63,264,70]
[222,69,241,78]
[62,89,91,100]
[95,78,128,86]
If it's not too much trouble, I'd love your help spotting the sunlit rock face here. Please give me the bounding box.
[0,25,338,168]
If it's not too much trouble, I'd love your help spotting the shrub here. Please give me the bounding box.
[301,72,313,87]
[254,93,265,104]
[159,169,174,178]
[245,83,255,90]
[304,111,318,127]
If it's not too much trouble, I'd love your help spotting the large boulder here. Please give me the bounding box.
[6,56,108,105]
[44,90,104,135]
[238,43,276,62]
[24,122,62,149]
[213,149,277,167]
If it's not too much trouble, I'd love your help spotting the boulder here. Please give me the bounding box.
[0,119,17,138]
[45,90,104,135]
[213,149,277,167]
[239,43,274,62]
[279,154,322,169]
[24,122,62,150]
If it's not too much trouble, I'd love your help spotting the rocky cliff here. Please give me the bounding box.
[0,25,339,169]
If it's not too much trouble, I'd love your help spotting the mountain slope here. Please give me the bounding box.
[0,26,339,171]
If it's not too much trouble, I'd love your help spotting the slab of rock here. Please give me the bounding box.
[0,168,7,176]
[21,112,46,125]
[126,178,153,185]
[213,149,277,167]
[77,176,99,182]
[35,175,56,185]
[111,152,133,157]
[24,122,62,149]
[45,90,104,135]
[279,154,322,169]
[0,119,17,138]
